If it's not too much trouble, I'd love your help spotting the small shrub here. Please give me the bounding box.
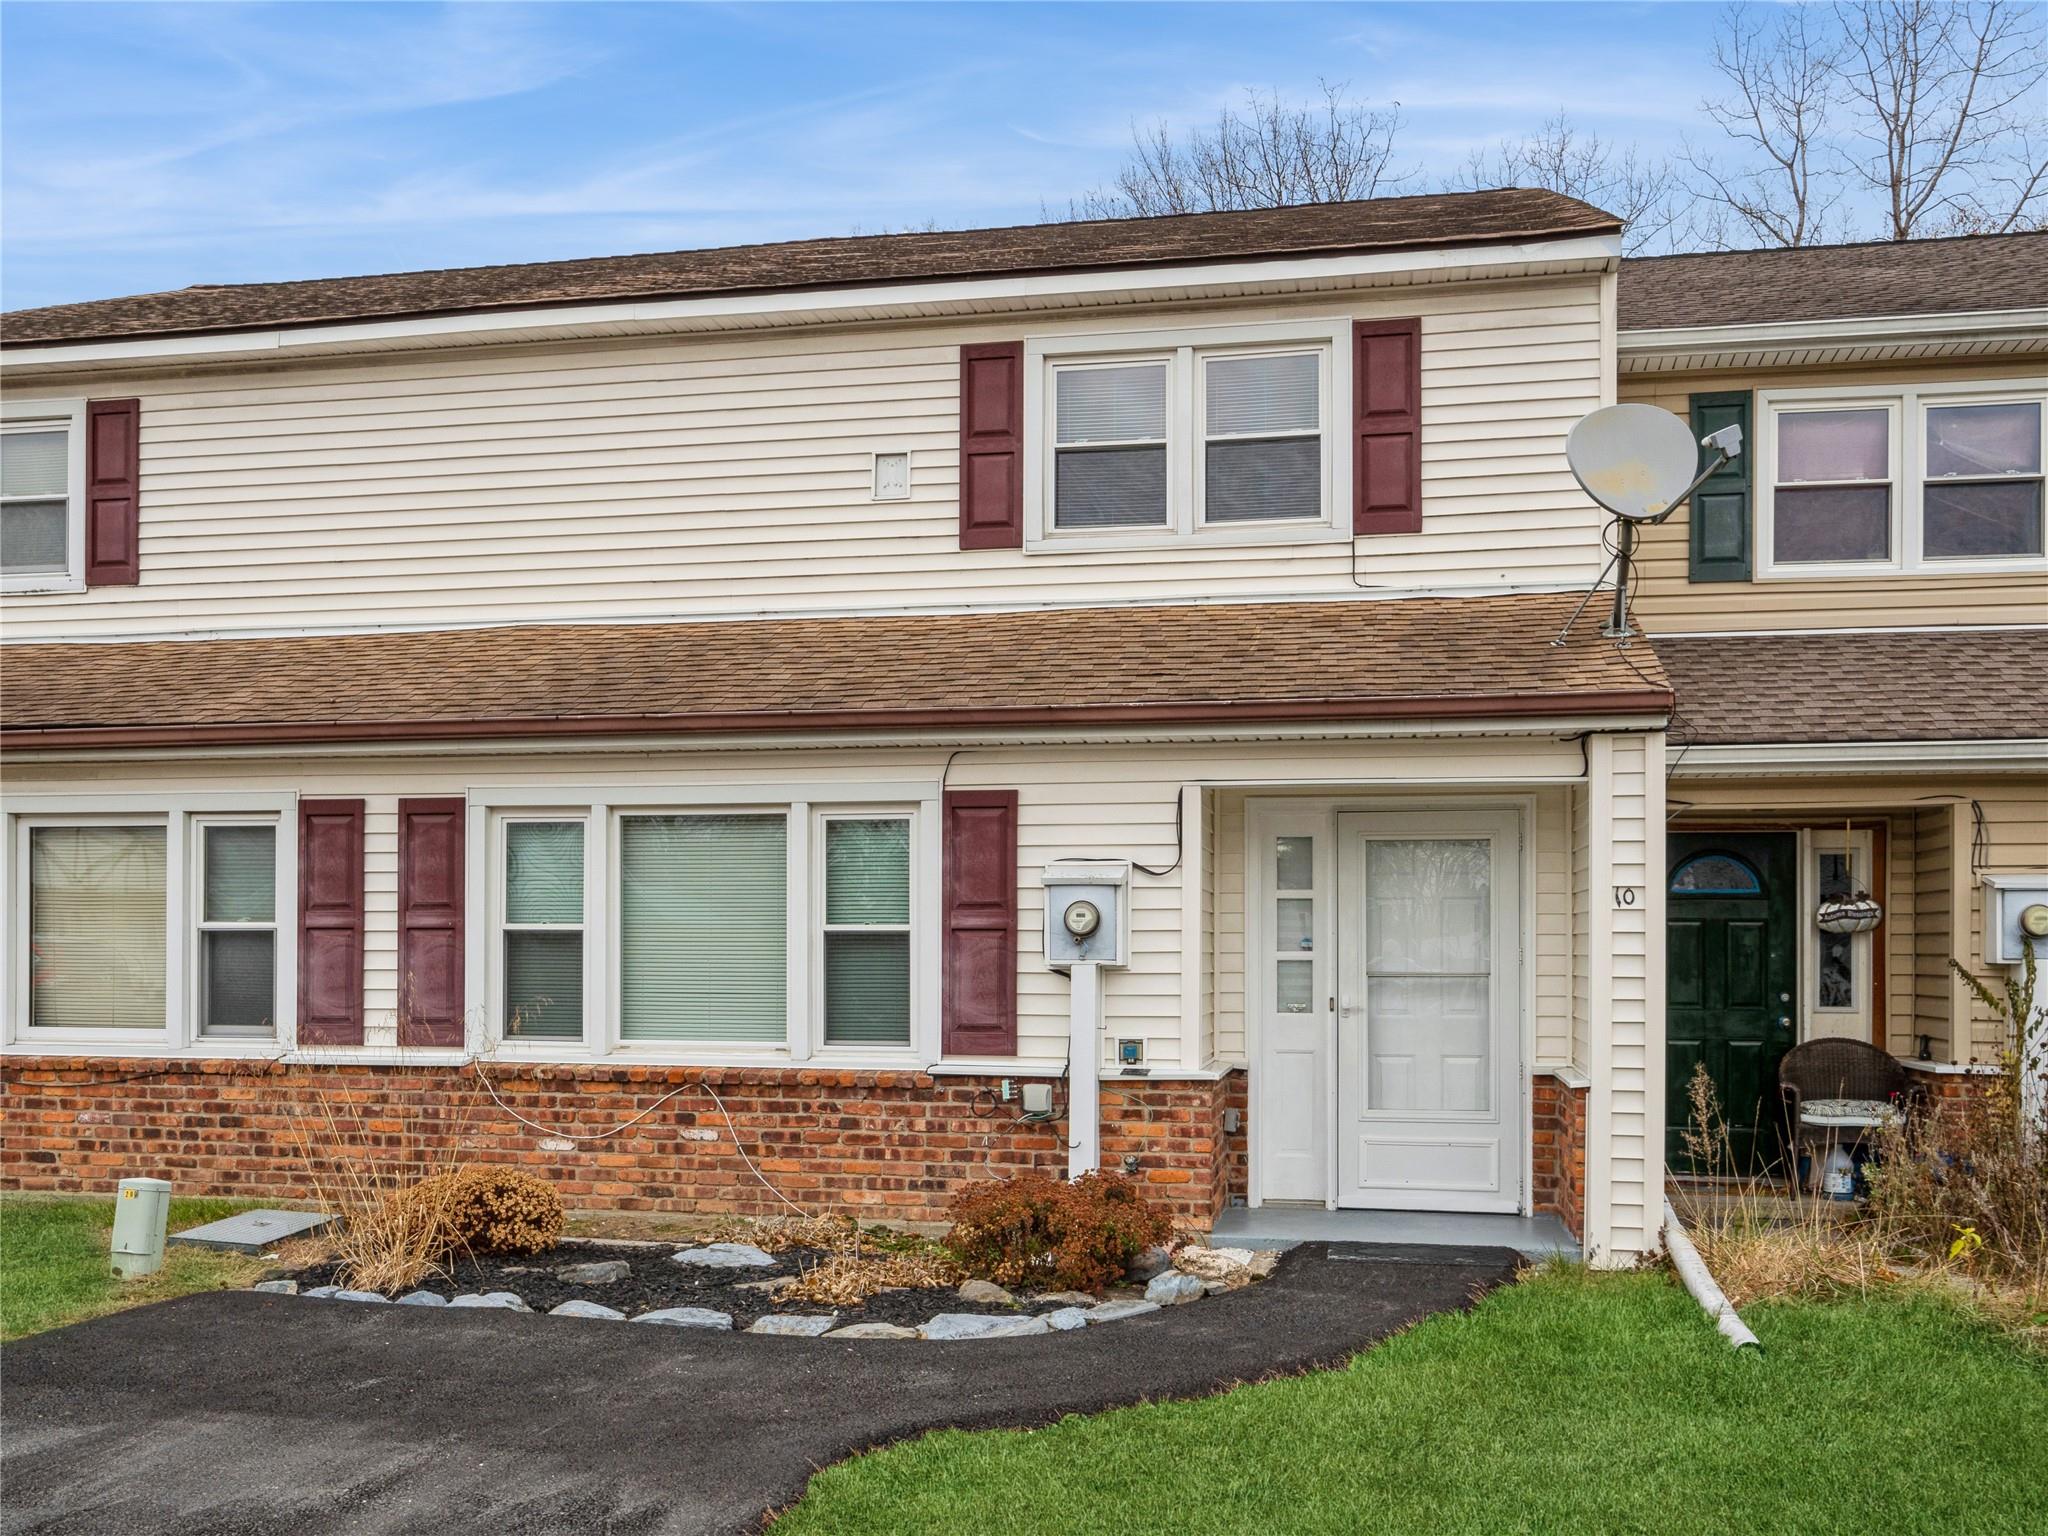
[777,1247,961,1306]
[394,1166,565,1260]
[944,1173,1172,1293]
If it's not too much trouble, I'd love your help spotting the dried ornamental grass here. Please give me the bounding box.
[776,1248,963,1306]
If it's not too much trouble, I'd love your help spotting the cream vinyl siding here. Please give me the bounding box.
[1622,357,2048,633]
[0,278,1609,642]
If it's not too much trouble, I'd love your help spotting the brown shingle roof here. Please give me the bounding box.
[0,190,1618,348]
[1658,630,2048,746]
[0,595,1667,749]
[1619,231,2048,331]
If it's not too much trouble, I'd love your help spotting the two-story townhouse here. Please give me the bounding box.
[0,192,2032,1265]
[1616,233,2048,1171]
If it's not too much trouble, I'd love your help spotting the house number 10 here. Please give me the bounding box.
[1613,886,1641,908]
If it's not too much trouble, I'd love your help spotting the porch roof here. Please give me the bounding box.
[0,593,1670,751]
[1659,629,2048,746]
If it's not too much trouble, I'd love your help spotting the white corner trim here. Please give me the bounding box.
[1538,1063,1591,1089]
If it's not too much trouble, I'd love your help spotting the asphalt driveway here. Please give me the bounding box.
[0,1243,1519,1536]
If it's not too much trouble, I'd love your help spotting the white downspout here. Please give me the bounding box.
[1663,1199,1761,1353]
[1068,960,1102,1178]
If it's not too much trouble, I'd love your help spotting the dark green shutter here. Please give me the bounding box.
[1687,391,1752,582]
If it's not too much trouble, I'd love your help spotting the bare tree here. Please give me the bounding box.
[1450,111,1683,251]
[1061,81,1414,219]
[1683,3,1845,248]
[1834,0,2048,237]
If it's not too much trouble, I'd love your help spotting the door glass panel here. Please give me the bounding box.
[1276,897,1314,952]
[1276,959,1313,1015]
[1363,839,1490,1113]
[1817,850,1855,1010]
[1275,836,1313,891]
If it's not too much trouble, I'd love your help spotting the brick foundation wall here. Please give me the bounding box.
[1531,1074,1587,1240]
[1,1058,1246,1230]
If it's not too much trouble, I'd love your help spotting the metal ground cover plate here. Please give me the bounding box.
[168,1209,333,1254]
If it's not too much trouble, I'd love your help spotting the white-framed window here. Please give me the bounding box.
[478,786,938,1064]
[1758,381,2047,577]
[1799,827,1875,1041]
[499,817,587,1043]
[6,795,295,1051]
[817,813,913,1048]
[193,819,279,1038]
[1,398,87,595]
[1025,319,1350,550]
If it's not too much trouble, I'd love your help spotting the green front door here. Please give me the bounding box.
[1666,832,1796,1173]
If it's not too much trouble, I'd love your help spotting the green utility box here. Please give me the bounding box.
[110,1176,173,1280]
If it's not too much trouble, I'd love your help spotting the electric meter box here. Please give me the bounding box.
[110,1175,172,1280]
[1042,859,1130,969]
[1982,873,2048,966]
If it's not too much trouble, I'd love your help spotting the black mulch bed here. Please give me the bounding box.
[288,1241,1133,1329]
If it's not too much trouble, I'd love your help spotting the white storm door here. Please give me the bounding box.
[1336,811,1520,1212]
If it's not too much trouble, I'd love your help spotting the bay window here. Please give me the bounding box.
[1761,383,2047,575]
[1029,320,1345,547]
[484,791,931,1060]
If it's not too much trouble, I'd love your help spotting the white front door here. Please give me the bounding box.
[1336,810,1521,1212]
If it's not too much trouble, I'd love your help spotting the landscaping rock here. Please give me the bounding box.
[1145,1271,1206,1306]
[956,1279,1015,1306]
[396,1291,447,1307]
[557,1260,632,1286]
[302,1285,342,1299]
[549,1299,627,1320]
[1247,1251,1280,1279]
[1125,1245,1174,1282]
[1084,1299,1161,1324]
[747,1314,839,1337]
[1029,1290,1098,1307]
[633,1306,734,1329]
[251,1280,297,1295]
[919,1313,1051,1340]
[670,1243,776,1270]
[332,1289,389,1304]
[1174,1246,1259,1288]
[733,1278,787,1293]
[448,1292,531,1311]
[825,1322,918,1339]
[1043,1307,1091,1332]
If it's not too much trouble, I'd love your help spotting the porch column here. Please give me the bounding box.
[1581,728,1667,1266]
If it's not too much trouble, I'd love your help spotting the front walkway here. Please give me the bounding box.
[0,1244,1517,1536]
[1214,1206,1578,1259]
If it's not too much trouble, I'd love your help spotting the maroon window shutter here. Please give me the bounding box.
[297,799,365,1046]
[942,789,1018,1056]
[959,342,1023,550]
[1352,319,1422,535]
[83,398,141,585]
[397,798,466,1047]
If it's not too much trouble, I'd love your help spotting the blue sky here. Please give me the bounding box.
[1,2,1713,312]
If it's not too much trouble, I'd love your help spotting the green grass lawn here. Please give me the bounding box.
[780,1266,2047,1536]
[1,1194,271,1341]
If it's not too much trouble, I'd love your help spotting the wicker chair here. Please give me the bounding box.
[1777,1038,1921,1196]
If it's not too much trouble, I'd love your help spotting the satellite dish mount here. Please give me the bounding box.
[1555,404,1742,644]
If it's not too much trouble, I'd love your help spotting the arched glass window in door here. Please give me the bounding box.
[1669,852,1763,895]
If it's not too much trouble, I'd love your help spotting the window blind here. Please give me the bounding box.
[506,822,583,924]
[1205,352,1320,523]
[202,932,275,1034]
[1055,363,1166,443]
[1206,352,1318,437]
[29,825,167,1030]
[826,819,909,924]
[1,430,66,496]
[204,826,275,922]
[620,814,786,1043]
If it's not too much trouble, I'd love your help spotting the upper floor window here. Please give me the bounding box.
[1026,320,1348,550]
[1760,383,2046,578]
[1,398,86,595]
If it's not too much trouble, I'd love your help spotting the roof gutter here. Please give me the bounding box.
[1618,305,2048,371]
[0,688,1673,753]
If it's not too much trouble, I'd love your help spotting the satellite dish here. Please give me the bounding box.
[1566,404,1704,523]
